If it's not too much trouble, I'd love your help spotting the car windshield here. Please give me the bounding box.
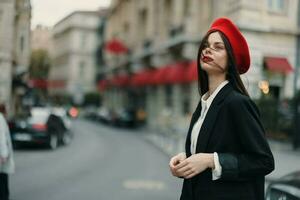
[28,109,50,124]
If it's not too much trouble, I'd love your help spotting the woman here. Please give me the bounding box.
[0,106,15,200]
[169,17,274,200]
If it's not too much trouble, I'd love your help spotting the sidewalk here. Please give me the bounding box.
[142,129,300,182]
[267,139,300,181]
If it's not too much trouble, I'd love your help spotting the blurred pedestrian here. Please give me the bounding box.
[0,106,15,200]
[169,17,274,200]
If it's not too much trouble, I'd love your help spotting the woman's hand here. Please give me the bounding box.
[174,153,214,179]
[169,152,186,177]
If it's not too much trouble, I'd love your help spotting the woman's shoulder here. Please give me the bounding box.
[226,89,250,103]
[225,90,259,112]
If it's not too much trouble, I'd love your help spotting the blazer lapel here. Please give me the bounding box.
[185,100,202,157]
[196,84,233,153]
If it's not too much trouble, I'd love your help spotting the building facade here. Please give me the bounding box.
[0,0,31,115]
[31,25,52,51]
[102,0,299,134]
[50,11,102,104]
[14,0,31,69]
[0,0,15,111]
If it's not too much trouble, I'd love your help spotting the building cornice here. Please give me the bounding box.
[239,25,300,36]
[53,25,98,38]
[53,11,102,28]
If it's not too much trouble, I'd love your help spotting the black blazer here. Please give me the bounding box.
[180,83,274,200]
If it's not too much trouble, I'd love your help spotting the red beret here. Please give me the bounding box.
[207,17,250,74]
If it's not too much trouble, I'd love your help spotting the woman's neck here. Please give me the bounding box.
[208,75,226,96]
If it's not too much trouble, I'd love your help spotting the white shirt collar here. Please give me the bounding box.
[201,80,229,108]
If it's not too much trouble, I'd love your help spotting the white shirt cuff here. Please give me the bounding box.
[212,152,222,180]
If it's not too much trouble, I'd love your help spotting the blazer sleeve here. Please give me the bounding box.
[218,95,274,181]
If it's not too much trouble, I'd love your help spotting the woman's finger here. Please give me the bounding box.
[182,169,194,178]
[176,165,191,174]
[169,157,179,168]
[175,159,188,170]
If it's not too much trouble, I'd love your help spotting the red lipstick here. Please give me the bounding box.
[202,56,214,62]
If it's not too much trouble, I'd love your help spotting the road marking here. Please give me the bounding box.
[123,180,166,190]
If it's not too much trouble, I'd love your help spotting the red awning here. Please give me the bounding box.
[29,79,66,89]
[117,75,130,86]
[264,57,293,74]
[165,62,187,84]
[155,61,198,84]
[185,61,198,82]
[28,79,48,89]
[97,80,109,92]
[105,38,128,54]
[130,69,154,87]
[125,61,198,87]
[111,75,130,87]
[48,80,66,88]
[150,65,171,85]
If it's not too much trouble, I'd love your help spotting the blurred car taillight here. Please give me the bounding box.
[69,107,78,118]
[32,124,47,131]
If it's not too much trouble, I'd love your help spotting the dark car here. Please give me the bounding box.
[266,171,300,200]
[114,109,137,128]
[9,107,72,149]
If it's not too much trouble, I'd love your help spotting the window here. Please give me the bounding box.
[0,10,2,25]
[0,10,3,46]
[298,6,300,27]
[164,0,172,27]
[79,61,85,79]
[81,32,87,49]
[183,0,190,17]
[138,9,147,42]
[268,0,286,13]
[20,36,25,52]
[24,0,30,9]
[123,23,129,38]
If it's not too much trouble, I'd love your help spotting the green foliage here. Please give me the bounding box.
[29,49,51,79]
[255,98,294,140]
[83,92,101,106]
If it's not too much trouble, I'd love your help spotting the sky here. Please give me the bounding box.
[31,0,111,28]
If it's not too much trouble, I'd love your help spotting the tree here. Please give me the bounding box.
[29,49,51,79]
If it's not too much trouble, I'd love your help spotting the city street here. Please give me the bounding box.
[10,119,182,200]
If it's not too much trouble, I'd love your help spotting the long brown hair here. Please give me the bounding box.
[197,31,249,97]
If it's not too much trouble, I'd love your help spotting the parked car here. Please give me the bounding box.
[83,106,99,121]
[266,171,300,200]
[114,109,137,128]
[9,107,72,149]
[98,107,118,125]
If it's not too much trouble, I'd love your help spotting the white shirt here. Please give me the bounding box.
[190,80,229,180]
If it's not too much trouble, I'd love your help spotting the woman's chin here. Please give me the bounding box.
[202,65,223,74]
[201,63,215,71]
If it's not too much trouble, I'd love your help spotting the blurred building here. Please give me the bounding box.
[50,11,105,105]
[0,0,15,112]
[14,0,31,69]
[31,25,52,51]
[101,0,299,133]
[0,0,31,116]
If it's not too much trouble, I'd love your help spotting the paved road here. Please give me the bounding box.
[10,119,182,200]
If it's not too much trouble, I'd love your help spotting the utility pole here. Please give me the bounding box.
[292,1,300,149]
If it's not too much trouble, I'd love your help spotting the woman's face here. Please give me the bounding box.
[200,31,228,75]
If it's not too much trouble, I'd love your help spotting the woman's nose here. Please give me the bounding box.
[204,47,212,55]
